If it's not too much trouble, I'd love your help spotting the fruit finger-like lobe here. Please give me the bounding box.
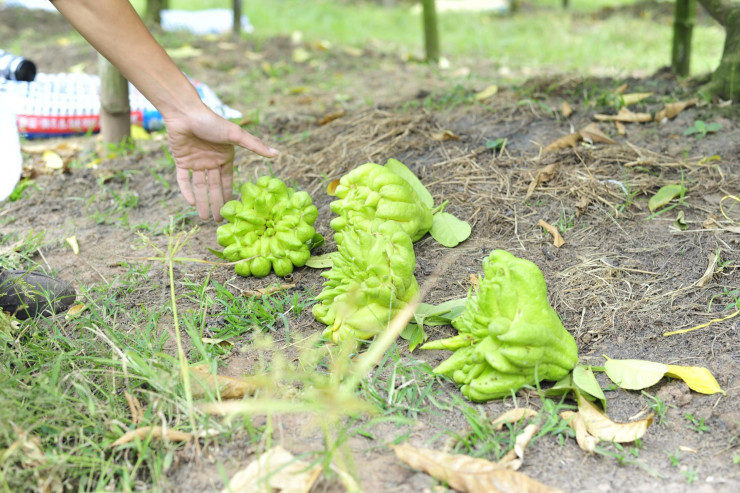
[216,176,320,278]
[423,250,579,402]
[313,222,418,345]
[329,163,433,242]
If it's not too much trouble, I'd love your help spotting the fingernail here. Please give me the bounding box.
[268,147,278,155]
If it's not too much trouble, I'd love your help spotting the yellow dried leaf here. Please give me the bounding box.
[543,133,581,153]
[65,236,80,255]
[578,123,616,145]
[593,107,653,123]
[317,110,345,126]
[130,125,150,141]
[475,85,499,101]
[491,408,538,430]
[201,337,234,349]
[577,394,652,442]
[292,47,311,63]
[560,101,573,118]
[111,426,192,447]
[561,411,598,453]
[190,369,257,399]
[42,150,64,170]
[665,365,725,395]
[221,446,321,493]
[614,83,629,94]
[655,99,699,121]
[391,443,563,493]
[615,121,627,136]
[621,92,653,106]
[65,304,87,320]
[166,44,203,59]
[537,219,565,248]
[432,130,461,141]
[327,179,340,196]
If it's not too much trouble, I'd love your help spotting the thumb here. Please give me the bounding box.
[227,123,278,158]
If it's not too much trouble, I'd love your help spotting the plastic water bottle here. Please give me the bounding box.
[0,50,37,82]
[0,90,22,201]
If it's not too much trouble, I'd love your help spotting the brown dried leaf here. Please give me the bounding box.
[111,426,192,447]
[491,408,538,431]
[432,130,461,141]
[243,283,296,298]
[615,121,627,136]
[525,163,559,201]
[695,252,718,288]
[536,220,565,248]
[124,391,144,425]
[190,369,257,399]
[593,107,653,123]
[577,393,653,442]
[578,123,616,145]
[391,443,564,493]
[221,446,321,493]
[655,98,699,121]
[469,274,479,288]
[317,110,345,126]
[575,196,591,216]
[543,133,581,153]
[561,411,598,453]
[560,101,573,118]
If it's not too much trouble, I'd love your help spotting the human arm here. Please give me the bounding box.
[49,0,277,221]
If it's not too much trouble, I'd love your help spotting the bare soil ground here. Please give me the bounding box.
[1,5,739,493]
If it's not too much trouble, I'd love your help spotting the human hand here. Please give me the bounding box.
[165,105,277,221]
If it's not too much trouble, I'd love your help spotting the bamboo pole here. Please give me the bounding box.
[98,54,130,144]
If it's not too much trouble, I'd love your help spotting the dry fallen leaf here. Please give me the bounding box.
[543,133,581,153]
[432,130,461,141]
[695,252,718,288]
[578,123,616,145]
[614,83,629,94]
[475,84,499,101]
[615,121,627,136]
[525,163,559,201]
[42,150,65,170]
[665,365,725,395]
[620,92,653,106]
[124,391,144,425]
[491,408,539,431]
[537,219,565,248]
[560,101,573,118]
[575,196,591,216]
[243,283,296,298]
[655,98,699,121]
[594,107,653,123]
[577,394,652,442]
[469,273,479,288]
[561,411,597,453]
[111,426,192,447]
[65,304,87,320]
[65,236,80,255]
[317,110,345,126]
[392,443,564,493]
[221,446,322,493]
[190,369,257,399]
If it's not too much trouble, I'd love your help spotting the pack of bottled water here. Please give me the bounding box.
[0,72,242,138]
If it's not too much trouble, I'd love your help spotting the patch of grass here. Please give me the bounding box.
[642,391,670,426]
[685,413,711,434]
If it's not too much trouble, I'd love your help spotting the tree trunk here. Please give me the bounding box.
[420,0,440,63]
[233,0,242,39]
[145,0,167,25]
[672,0,696,76]
[707,8,740,100]
[98,54,131,144]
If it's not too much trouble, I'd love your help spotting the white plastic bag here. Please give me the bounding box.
[0,91,22,201]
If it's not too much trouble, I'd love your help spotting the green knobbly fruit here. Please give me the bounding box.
[313,221,419,344]
[422,250,579,402]
[217,176,321,277]
[329,163,433,242]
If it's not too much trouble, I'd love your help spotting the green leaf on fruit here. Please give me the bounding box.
[430,212,471,247]
[305,252,334,268]
[385,158,434,208]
